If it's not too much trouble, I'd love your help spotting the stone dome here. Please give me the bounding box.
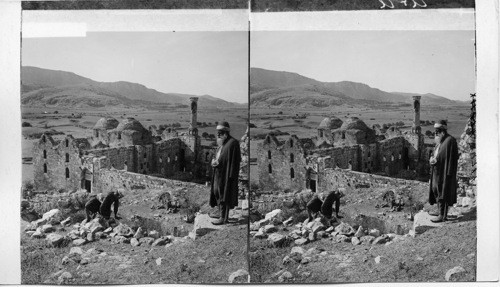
[340,117,371,131]
[115,118,147,132]
[94,117,119,130]
[318,116,343,130]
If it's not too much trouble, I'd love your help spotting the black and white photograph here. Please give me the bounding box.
[0,0,499,286]
[18,9,250,285]
[248,28,479,283]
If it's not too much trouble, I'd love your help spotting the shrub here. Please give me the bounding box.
[22,122,32,127]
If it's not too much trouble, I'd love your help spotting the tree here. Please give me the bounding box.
[202,132,209,139]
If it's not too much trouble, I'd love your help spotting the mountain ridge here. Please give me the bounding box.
[21,66,243,109]
[250,67,465,108]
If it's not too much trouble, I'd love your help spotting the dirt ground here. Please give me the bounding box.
[21,190,249,285]
[250,213,476,283]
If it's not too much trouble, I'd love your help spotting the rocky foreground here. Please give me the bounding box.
[249,199,476,283]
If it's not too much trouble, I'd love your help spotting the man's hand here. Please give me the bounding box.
[429,157,437,165]
[211,159,219,167]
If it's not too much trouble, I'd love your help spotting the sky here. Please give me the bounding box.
[251,30,475,101]
[22,31,249,103]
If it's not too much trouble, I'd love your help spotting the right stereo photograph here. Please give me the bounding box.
[249,29,477,283]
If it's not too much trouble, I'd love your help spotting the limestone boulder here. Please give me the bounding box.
[148,230,160,239]
[295,238,308,246]
[46,233,67,247]
[373,235,389,245]
[139,237,155,246]
[334,222,355,236]
[352,237,361,245]
[412,211,443,236]
[278,271,293,282]
[72,239,86,246]
[133,227,144,239]
[268,233,287,247]
[152,237,169,246]
[113,224,134,237]
[228,269,249,283]
[445,266,466,281]
[263,224,278,234]
[130,238,140,247]
[368,229,381,237]
[354,226,366,238]
[41,224,55,233]
[31,229,45,239]
[189,214,224,240]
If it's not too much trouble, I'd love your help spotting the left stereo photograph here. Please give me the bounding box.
[20,9,250,284]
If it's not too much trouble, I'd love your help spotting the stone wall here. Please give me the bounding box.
[378,137,406,176]
[318,168,428,196]
[33,135,87,192]
[258,135,309,192]
[94,168,206,195]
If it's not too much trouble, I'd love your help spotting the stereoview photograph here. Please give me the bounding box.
[249,30,477,283]
[20,28,250,284]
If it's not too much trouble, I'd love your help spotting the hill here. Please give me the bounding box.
[21,66,241,109]
[250,68,465,108]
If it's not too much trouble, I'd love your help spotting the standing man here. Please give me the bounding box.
[210,121,241,225]
[429,120,459,222]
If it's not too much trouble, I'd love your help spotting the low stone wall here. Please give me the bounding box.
[95,168,206,195]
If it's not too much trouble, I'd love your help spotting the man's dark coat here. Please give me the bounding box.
[210,136,241,209]
[429,134,459,205]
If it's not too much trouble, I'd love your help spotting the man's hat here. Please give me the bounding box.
[216,121,230,132]
[434,119,448,130]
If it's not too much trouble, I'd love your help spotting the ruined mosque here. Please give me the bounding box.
[258,96,434,193]
[33,97,218,193]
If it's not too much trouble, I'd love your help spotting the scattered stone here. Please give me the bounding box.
[25,231,35,237]
[149,230,160,239]
[445,266,466,281]
[373,235,389,245]
[301,229,309,237]
[368,229,381,237]
[114,224,134,237]
[416,256,424,261]
[86,233,94,242]
[282,217,294,227]
[413,211,443,236]
[311,221,325,235]
[374,256,382,264]
[90,226,104,235]
[46,233,66,247]
[254,230,267,239]
[42,209,62,225]
[282,255,294,265]
[264,224,278,234]
[301,257,311,264]
[103,227,113,234]
[290,233,301,240]
[325,226,335,233]
[264,209,283,224]
[228,269,249,283]
[290,246,304,262]
[31,229,45,239]
[130,238,140,247]
[336,235,351,243]
[268,233,287,247]
[360,235,375,245]
[139,237,155,246]
[189,214,224,239]
[95,232,106,239]
[58,271,73,282]
[69,247,83,255]
[308,232,316,242]
[354,226,366,238]
[152,238,168,246]
[249,222,260,231]
[73,239,86,246]
[467,253,475,258]
[317,231,327,238]
[133,227,144,239]
[41,224,55,233]
[295,238,308,246]
[278,271,293,282]
[335,222,355,236]
[351,237,361,245]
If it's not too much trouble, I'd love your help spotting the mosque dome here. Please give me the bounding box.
[93,117,119,130]
[318,116,343,130]
[340,117,371,131]
[115,118,147,132]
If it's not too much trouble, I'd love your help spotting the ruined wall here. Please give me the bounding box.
[85,145,136,172]
[94,167,207,195]
[318,168,428,197]
[33,135,87,192]
[258,135,308,192]
[312,145,361,171]
[378,137,406,176]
